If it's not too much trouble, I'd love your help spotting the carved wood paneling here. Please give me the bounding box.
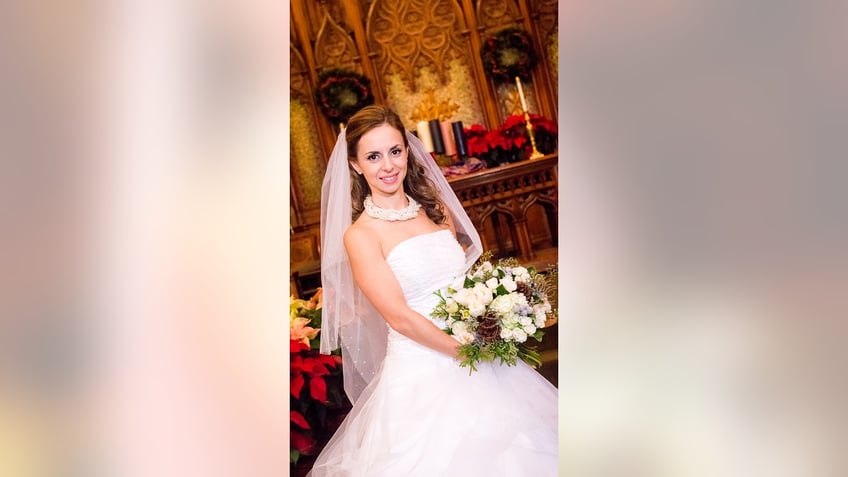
[366,0,469,91]
[289,0,559,253]
[476,0,523,33]
[529,0,557,39]
[315,15,360,70]
[449,155,558,260]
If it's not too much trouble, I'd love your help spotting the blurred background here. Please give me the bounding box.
[1,0,846,476]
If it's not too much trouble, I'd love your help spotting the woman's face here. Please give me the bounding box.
[351,124,408,198]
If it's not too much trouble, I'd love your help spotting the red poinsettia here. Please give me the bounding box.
[290,289,349,466]
[464,124,490,158]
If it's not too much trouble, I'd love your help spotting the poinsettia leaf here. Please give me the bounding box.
[309,375,328,402]
[291,373,305,398]
[308,361,330,377]
[315,353,341,368]
[290,410,311,429]
[290,354,304,371]
[290,430,315,454]
[290,340,309,353]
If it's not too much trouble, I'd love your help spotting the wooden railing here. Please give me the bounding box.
[449,154,558,261]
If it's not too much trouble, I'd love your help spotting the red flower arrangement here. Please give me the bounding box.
[314,69,374,124]
[463,124,490,158]
[290,289,349,466]
[480,28,538,83]
[462,115,558,167]
[499,114,558,158]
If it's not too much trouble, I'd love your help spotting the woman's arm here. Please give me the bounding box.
[343,226,461,358]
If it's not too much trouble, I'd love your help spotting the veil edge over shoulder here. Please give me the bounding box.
[319,129,482,403]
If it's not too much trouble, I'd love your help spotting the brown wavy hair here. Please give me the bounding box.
[345,105,446,224]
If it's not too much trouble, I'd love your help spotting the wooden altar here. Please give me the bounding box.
[450,154,558,264]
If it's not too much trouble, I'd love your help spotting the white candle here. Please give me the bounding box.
[417,120,434,152]
[515,76,528,112]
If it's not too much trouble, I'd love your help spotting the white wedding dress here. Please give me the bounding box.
[309,229,558,476]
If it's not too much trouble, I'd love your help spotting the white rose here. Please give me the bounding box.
[524,324,537,335]
[485,277,499,290]
[472,283,493,305]
[490,295,513,315]
[501,277,517,292]
[451,321,469,335]
[453,288,473,306]
[512,329,528,343]
[480,261,493,273]
[445,300,459,314]
[513,266,529,279]
[519,316,532,327]
[500,328,514,339]
[468,298,486,318]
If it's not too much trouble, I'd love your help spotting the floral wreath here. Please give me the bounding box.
[480,28,538,83]
[314,69,374,124]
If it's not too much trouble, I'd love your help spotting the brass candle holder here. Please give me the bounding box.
[515,76,544,159]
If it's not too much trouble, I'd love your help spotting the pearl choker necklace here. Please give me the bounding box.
[363,194,421,221]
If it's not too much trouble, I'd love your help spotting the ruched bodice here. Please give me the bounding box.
[385,229,466,330]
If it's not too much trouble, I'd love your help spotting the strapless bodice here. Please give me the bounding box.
[385,229,466,331]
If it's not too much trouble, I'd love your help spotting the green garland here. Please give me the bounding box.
[480,28,538,83]
[314,69,374,124]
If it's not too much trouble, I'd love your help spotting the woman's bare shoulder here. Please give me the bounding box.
[344,217,381,251]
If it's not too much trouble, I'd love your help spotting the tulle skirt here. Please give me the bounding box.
[308,331,558,476]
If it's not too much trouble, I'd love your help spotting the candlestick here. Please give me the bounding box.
[524,112,544,159]
[515,76,528,112]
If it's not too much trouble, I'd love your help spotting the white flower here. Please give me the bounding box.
[500,328,514,339]
[534,315,547,328]
[451,321,469,335]
[467,298,486,318]
[501,277,517,292]
[512,266,530,281]
[485,277,499,290]
[533,303,550,320]
[490,295,515,315]
[519,316,533,327]
[472,282,494,305]
[513,329,528,343]
[453,288,473,306]
[480,261,493,273]
[524,324,537,335]
[445,300,459,314]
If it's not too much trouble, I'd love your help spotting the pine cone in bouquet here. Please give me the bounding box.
[476,311,502,344]
[515,281,534,301]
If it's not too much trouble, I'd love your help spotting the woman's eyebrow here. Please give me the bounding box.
[362,144,402,155]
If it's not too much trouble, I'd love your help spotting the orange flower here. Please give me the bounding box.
[306,288,323,310]
[290,317,320,347]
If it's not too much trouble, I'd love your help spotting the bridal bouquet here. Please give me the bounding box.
[431,256,556,373]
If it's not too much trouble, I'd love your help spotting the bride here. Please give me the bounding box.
[309,105,558,476]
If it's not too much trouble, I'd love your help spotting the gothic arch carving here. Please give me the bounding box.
[315,14,359,69]
[476,0,522,33]
[366,0,469,90]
